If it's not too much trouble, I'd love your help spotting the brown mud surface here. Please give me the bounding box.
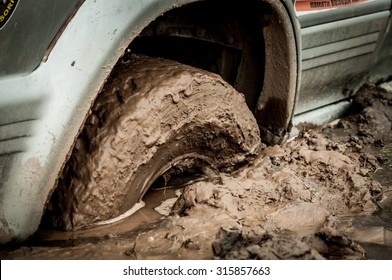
[1,82,391,260]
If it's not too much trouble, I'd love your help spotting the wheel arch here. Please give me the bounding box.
[0,0,300,243]
[255,0,301,144]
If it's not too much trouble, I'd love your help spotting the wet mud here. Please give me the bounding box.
[1,79,391,260]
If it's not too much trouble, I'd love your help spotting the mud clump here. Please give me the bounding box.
[212,225,365,260]
[212,227,324,260]
[172,126,383,222]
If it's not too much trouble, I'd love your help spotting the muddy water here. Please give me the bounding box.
[332,86,392,258]
[347,142,392,257]
[0,188,178,259]
[37,188,179,242]
[1,83,391,260]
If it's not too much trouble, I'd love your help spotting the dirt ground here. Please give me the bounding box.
[1,82,391,260]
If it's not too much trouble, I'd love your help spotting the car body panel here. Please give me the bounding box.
[297,0,391,27]
[369,8,392,81]
[0,0,81,78]
[296,10,391,114]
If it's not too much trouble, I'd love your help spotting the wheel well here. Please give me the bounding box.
[129,1,267,111]
[127,0,298,144]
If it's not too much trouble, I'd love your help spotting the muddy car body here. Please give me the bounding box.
[0,0,391,243]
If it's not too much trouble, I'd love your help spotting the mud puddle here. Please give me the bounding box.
[39,188,176,241]
[1,82,391,260]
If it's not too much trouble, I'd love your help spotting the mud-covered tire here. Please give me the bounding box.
[46,55,261,230]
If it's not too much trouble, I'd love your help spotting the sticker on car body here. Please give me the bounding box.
[295,0,371,14]
[0,0,18,30]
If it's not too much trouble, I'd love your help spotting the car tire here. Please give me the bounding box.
[45,55,261,230]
